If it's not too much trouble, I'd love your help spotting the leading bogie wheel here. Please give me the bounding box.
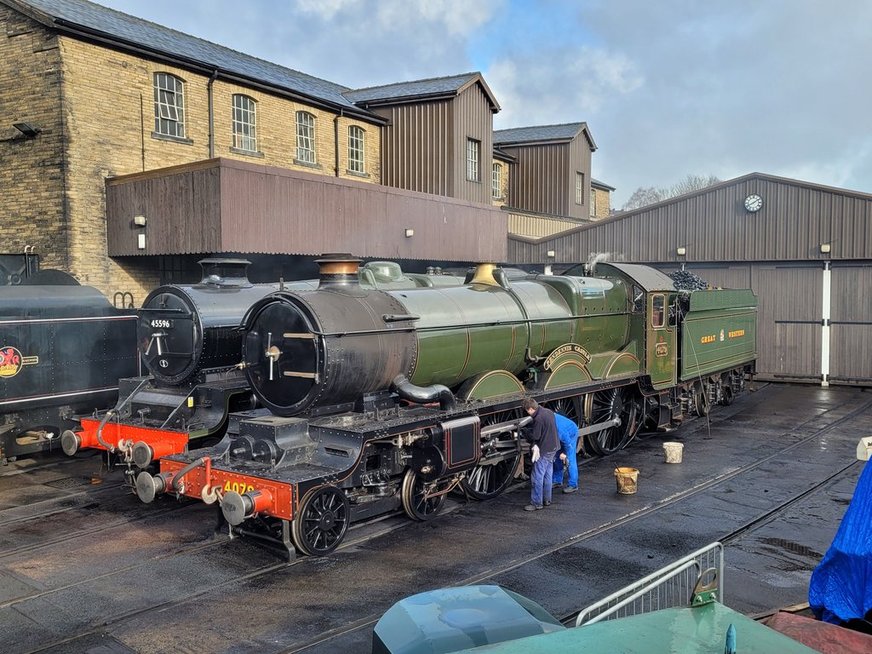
[291,486,350,556]
[401,469,448,521]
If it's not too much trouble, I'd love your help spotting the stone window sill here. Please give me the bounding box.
[151,132,193,145]
[230,147,264,158]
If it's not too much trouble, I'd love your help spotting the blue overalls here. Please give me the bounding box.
[553,413,579,489]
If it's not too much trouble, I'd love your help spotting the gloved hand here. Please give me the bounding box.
[531,444,540,463]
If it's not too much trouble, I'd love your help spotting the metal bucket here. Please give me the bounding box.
[663,441,684,464]
[614,467,639,495]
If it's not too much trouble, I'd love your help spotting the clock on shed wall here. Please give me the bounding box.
[743,194,763,213]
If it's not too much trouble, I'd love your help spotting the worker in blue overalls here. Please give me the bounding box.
[553,413,579,493]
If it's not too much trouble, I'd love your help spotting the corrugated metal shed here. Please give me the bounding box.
[508,173,872,264]
[105,158,507,263]
[510,172,872,386]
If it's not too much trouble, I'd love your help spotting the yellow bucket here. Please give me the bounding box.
[663,441,684,464]
[614,467,639,494]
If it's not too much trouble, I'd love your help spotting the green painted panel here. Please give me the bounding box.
[681,308,758,380]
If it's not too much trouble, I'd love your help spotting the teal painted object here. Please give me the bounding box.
[453,603,818,653]
[372,585,564,654]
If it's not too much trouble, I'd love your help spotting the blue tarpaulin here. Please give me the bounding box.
[809,460,872,624]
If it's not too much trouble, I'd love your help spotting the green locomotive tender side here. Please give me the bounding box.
[678,290,758,382]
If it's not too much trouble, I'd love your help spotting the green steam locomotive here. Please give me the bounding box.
[135,257,757,558]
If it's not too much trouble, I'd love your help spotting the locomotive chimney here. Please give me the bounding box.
[316,253,362,289]
[198,258,252,287]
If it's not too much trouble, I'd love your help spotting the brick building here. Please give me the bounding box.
[0,0,609,302]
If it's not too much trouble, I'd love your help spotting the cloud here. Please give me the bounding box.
[488,46,642,127]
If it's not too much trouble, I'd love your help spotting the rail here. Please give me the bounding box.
[574,541,724,626]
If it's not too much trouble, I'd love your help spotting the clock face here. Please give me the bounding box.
[744,194,763,213]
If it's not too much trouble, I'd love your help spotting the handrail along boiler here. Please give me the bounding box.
[136,258,757,558]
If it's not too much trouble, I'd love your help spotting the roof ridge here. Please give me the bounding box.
[494,121,585,132]
[347,71,479,94]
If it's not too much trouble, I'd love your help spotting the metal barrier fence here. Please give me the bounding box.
[575,541,724,627]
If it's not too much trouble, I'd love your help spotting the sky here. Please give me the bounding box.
[92,0,872,208]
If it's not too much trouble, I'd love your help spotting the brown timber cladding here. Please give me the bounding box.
[501,138,591,220]
[372,84,494,203]
[106,158,508,262]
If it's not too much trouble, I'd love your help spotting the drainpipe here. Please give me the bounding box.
[334,109,344,177]
[207,69,219,158]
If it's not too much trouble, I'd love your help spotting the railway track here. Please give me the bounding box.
[281,395,870,652]
[3,384,866,654]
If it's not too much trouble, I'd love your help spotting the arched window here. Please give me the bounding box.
[295,111,316,164]
[348,125,365,173]
[153,73,185,138]
[232,94,257,152]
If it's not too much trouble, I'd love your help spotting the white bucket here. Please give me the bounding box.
[663,442,684,464]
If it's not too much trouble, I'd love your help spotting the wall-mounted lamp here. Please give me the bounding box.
[137,233,146,250]
[133,215,147,227]
[13,122,41,137]
[676,246,687,256]
[820,243,831,254]
[546,249,556,258]
[404,228,414,238]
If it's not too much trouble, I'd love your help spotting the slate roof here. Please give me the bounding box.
[494,122,596,149]
[7,0,380,120]
[591,178,615,191]
[345,72,499,111]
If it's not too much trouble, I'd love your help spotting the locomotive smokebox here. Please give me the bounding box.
[316,254,362,289]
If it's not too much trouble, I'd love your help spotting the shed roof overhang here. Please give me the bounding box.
[106,158,508,263]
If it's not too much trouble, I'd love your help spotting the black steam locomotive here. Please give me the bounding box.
[0,253,140,464]
[135,257,757,559]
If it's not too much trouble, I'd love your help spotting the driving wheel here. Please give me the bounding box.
[459,407,522,500]
[587,386,641,455]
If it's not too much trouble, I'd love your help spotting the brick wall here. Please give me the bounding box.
[50,36,382,301]
[0,8,66,270]
[491,158,508,208]
[590,188,612,219]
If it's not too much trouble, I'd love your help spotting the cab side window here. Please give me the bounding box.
[651,294,665,328]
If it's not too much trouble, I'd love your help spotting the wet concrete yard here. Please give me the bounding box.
[1,382,869,653]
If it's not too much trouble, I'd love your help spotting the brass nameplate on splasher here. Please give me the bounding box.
[283,333,315,339]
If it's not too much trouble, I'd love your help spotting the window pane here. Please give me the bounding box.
[296,111,316,163]
[232,95,257,151]
[575,172,584,204]
[652,295,665,328]
[467,139,480,182]
[153,73,185,137]
[348,125,365,173]
[492,163,501,198]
